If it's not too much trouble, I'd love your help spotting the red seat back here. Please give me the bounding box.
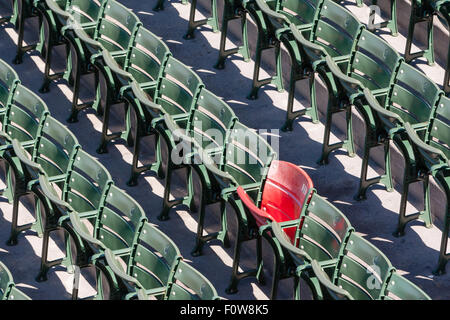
[237,160,314,243]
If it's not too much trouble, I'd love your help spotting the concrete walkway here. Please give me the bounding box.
[0,0,448,300]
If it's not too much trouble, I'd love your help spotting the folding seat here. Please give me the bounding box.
[405,0,449,94]
[270,1,364,132]
[380,269,431,300]
[357,63,441,207]
[236,160,314,299]
[195,121,276,294]
[96,25,171,155]
[44,0,108,95]
[0,260,31,300]
[320,30,403,166]
[136,260,221,300]
[248,0,323,101]
[270,190,353,300]
[310,232,393,300]
[183,0,218,39]
[126,56,203,187]
[159,87,237,223]
[39,176,147,299]
[31,148,112,282]
[102,221,182,299]
[402,94,450,275]
[0,83,48,206]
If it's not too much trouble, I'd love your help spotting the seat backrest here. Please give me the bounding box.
[63,148,112,213]
[346,29,401,92]
[69,0,107,24]
[3,84,48,143]
[31,115,79,179]
[126,222,181,291]
[126,25,171,85]
[165,260,219,300]
[94,184,147,251]
[0,260,13,300]
[296,191,352,261]
[420,94,450,167]
[259,160,313,239]
[278,0,322,26]
[330,233,392,300]
[221,121,276,201]
[187,87,237,155]
[311,0,362,58]
[0,58,19,109]
[154,56,203,117]
[94,0,140,52]
[381,270,431,300]
[384,61,441,128]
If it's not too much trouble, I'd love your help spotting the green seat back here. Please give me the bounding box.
[69,0,107,24]
[311,0,362,58]
[94,0,140,52]
[188,87,237,154]
[154,56,203,117]
[127,222,181,291]
[296,192,352,262]
[382,271,431,300]
[278,0,321,26]
[345,29,401,94]
[166,260,219,300]
[332,233,392,300]
[420,94,450,166]
[126,26,171,85]
[3,84,48,144]
[221,121,276,201]
[0,59,19,110]
[95,184,146,251]
[384,62,441,129]
[65,148,112,213]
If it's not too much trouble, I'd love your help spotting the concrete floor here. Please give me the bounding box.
[0,0,449,300]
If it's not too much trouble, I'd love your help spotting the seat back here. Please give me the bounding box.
[154,56,203,118]
[259,160,313,239]
[94,0,140,53]
[126,26,171,85]
[165,260,219,300]
[95,184,147,251]
[278,0,322,26]
[6,285,31,300]
[31,115,79,179]
[187,87,237,155]
[126,222,181,291]
[383,61,441,130]
[381,270,431,300]
[345,29,401,94]
[311,0,362,59]
[330,233,392,300]
[3,84,48,143]
[420,94,450,167]
[64,148,112,213]
[0,58,19,110]
[69,0,107,24]
[222,121,276,201]
[296,191,352,261]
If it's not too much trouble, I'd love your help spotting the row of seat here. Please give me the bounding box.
[179,0,450,276]
[0,0,440,298]
[0,57,219,300]
[184,0,449,95]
